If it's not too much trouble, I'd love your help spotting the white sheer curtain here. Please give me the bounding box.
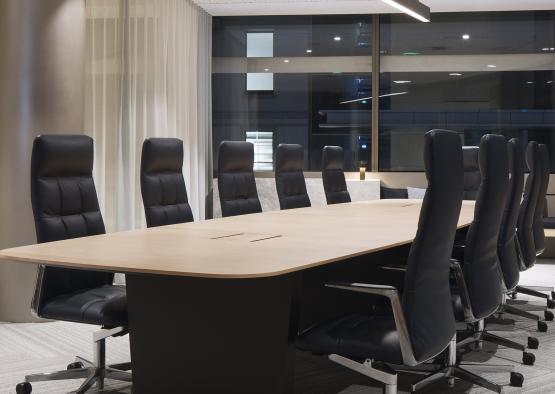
[85,0,212,232]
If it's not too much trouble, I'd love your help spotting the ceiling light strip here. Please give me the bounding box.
[381,0,431,22]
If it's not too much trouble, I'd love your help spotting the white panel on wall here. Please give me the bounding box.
[246,32,273,57]
[246,72,274,91]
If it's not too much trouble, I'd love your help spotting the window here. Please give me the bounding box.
[213,15,373,171]
[213,11,555,173]
[378,11,555,171]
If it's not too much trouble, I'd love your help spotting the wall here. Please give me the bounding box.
[0,0,85,322]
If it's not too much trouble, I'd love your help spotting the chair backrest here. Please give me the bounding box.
[275,144,311,210]
[517,141,542,269]
[30,134,113,315]
[463,146,480,200]
[497,138,524,291]
[533,144,550,255]
[217,141,262,217]
[402,129,463,363]
[140,138,194,228]
[463,134,508,319]
[380,186,408,199]
[321,146,351,205]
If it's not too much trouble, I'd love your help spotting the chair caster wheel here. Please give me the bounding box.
[510,372,524,387]
[547,299,555,309]
[16,382,32,394]
[67,361,84,370]
[528,336,539,349]
[538,321,548,332]
[545,310,554,321]
[523,352,536,366]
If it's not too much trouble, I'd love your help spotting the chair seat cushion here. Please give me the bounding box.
[296,313,403,364]
[41,285,127,327]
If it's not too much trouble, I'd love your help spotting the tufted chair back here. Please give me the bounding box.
[140,138,194,227]
[322,146,351,205]
[275,144,311,210]
[217,141,262,217]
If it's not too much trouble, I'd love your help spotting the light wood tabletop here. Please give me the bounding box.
[0,199,475,279]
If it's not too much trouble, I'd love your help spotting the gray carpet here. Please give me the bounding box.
[2,263,555,394]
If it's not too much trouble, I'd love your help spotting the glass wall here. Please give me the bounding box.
[213,11,555,173]
[379,11,555,171]
[212,15,373,172]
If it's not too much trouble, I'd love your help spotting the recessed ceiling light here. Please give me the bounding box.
[393,80,412,84]
[264,68,269,72]
[527,81,534,84]
[283,59,290,63]
[306,49,312,53]
[334,36,341,41]
[361,100,368,104]
[403,52,421,56]
[542,48,550,51]
[449,73,463,76]
[487,64,497,68]
[462,34,470,40]
[548,81,553,84]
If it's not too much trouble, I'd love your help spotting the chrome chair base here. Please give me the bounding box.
[17,327,131,394]
[329,354,398,394]
[457,320,536,365]
[411,338,513,393]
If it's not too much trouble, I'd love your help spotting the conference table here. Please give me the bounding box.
[0,199,475,393]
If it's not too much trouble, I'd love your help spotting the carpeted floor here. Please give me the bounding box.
[1,262,555,394]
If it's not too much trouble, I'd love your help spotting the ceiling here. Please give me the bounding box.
[193,0,555,16]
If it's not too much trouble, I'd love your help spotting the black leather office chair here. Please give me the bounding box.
[322,146,351,205]
[463,146,481,200]
[17,135,131,394]
[447,135,536,377]
[498,139,524,295]
[297,130,479,394]
[140,138,194,227]
[515,142,555,307]
[380,186,408,199]
[217,141,262,217]
[497,140,552,330]
[533,144,550,255]
[275,144,311,210]
[413,134,526,392]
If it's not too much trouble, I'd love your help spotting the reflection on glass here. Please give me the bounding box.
[246,73,274,91]
[213,15,373,171]
[246,131,274,171]
[379,11,555,171]
[246,32,274,58]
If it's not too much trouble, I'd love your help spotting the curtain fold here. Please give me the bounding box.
[85,0,212,232]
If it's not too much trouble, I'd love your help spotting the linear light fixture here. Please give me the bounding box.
[381,0,431,22]
[340,92,408,105]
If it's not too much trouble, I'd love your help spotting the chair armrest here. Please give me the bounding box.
[325,282,417,366]
[449,260,475,322]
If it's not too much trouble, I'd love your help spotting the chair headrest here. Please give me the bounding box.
[32,134,93,178]
[322,146,345,171]
[276,144,304,172]
[142,138,184,173]
[218,141,255,173]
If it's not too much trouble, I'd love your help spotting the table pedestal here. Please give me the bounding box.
[126,273,299,394]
